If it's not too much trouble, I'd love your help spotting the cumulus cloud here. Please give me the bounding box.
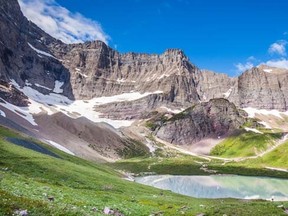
[264,58,288,69]
[234,56,257,73]
[268,40,287,56]
[18,0,110,44]
[247,56,256,61]
[235,62,254,73]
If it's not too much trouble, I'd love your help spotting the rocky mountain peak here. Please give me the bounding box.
[164,48,186,58]
[162,48,189,64]
[1,0,288,113]
[78,40,110,54]
[0,0,73,100]
[257,64,288,74]
[1,0,288,162]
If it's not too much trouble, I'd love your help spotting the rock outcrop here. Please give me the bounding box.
[196,67,288,111]
[51,42,201,107]
[0,0,73,100]
[155,98,246,145]
[232,66,288,111]
[2,0,288,112]
[196,70,237,101]
[0,80,28,106]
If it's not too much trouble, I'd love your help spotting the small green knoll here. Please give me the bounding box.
[229,139,288,170]
[210,130,282,158]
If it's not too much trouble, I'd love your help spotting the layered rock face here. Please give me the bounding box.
[0,80,28,106]
[196,67,288,111]
[51,41,201,107]
[95,94,167,120]
[196,70,237,101]
[1,0,288,157]
[155,98,246,145]
[50,40,288,112]
[233,66,288,111]
[0,0,73,101]
[2,0,288,113]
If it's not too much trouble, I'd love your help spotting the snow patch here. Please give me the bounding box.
[244,127,263,134]
[265,167,288,172]
[259,121,272,129]
[75,68,88,78]
[35,83,52,91]
[117,78,126,83]
[92,91,163,105]
[46,140,75,155]
[158,73,170,79]
[9,79,163,129]
[263,69,273,73]
[25,80,32,86]
[160,106,184,114]
[0,109,6,117]
[28,43,56,59]
[0,99,37,126]
[243,107,288,119]
[116,78,136,83]
[223,88,233,98]
[53,81,64,93]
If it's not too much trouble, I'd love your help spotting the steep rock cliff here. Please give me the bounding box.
[0,0,73,101]
[155,98,246,145]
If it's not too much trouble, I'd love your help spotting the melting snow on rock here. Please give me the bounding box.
[0,109,6,117]
[53,81,64,93]
[46,140,75,155]
[28,43,57,59]
[9,79,163,129]
[244,127,263,134]
[243,107,288,119]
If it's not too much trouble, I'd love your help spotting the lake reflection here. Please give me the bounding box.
[135,175,288,201]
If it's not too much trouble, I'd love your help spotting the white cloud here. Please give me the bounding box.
[18,0,110,44]
[264,58,288,69]
[247,56,256,61]
[268,40,287,56]
[235,62,254,73]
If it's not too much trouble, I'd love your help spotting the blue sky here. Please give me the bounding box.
[19,0,288,76]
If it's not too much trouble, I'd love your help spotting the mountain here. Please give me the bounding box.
[154,98,246,146]
[1,0,288,161]
[0,0,73,99]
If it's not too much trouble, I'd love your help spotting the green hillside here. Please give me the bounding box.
[0,126,286,215]
[210,130,282,158]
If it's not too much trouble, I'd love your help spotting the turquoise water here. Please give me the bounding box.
[135,175,288,201]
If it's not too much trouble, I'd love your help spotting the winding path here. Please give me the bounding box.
[153,133,288,163]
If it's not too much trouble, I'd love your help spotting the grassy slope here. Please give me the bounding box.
[228,140,288,169]
[111,155,209,175]
[210,130,282,158]
[111,155,288,179]
[0,126,286,216]
[0,127,203,216]
[260,140,288,167]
